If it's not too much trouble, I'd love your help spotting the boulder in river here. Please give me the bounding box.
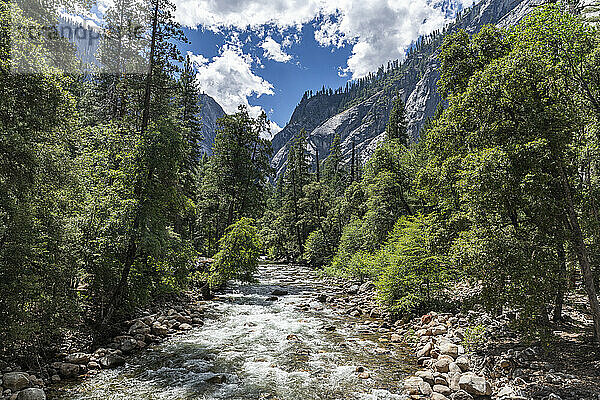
[271,289,288,296]
[458,372,492,396]
[3,372,30,391]
[16,388,46,400]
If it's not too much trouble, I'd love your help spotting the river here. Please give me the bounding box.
[51,263,415,400]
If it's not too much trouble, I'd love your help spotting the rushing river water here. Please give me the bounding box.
[52,264,415,400]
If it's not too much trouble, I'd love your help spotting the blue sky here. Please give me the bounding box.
[169,0,469,136]
[180,23,354,129]
[81,0,469,136]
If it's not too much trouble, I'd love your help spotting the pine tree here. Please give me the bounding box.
[385,93,408,144]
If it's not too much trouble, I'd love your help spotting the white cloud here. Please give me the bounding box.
[260,37,292,63]
[174,0,473,79]
[189,47,274,119]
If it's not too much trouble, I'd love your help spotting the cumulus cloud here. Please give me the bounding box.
[174,0,473,79]
[260,37,292,62]
[189,47,274,118]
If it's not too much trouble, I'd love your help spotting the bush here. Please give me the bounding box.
[328,219,374,278]
[303,229,329,266]
[373,214,451,316]
[208,218,261,288]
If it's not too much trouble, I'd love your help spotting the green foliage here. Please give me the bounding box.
[385,94,408,144]
[208,218,261,288]
[197,106,272,255]
[462,325,486,353]
[373,214,450,316]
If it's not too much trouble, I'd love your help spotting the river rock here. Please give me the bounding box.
[435,355,454,373]
[390,333,402,342]
[431,325,447,335]
[417,341,433,358]
[151,322,168,336]
[440,342,459,358]
[433,384,452,396]
[3,372,30,391]
[57,363,79,378]
[458,372,492,396]
[419,381,432,395]
[100,355,125,368]
[271,289,288,296]
[455,355,470,371]
[65,353,90,364]
[404,376,424,395]
[431,393,450,400]
[114,336,138,353]
[128,320,151,335]
[415,370,434,385]
[448,371,462,391]
[451,390,474,400]
[179,323,192,330]
[16,388,46,400]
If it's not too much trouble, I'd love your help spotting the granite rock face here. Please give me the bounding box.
[198,94,226,156]
[269,0,549,179]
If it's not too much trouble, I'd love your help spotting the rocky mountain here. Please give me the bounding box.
[270,0,550,179]
[198,94,226,156]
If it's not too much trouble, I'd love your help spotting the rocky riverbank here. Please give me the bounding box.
[0,295,206,400]
[322,278,600,400]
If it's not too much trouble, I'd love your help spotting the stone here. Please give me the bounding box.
[50,375,60,383]
[114,336,138,353]
[416,341,433,358]
[434,376,447,385]
[128,320,151,336]
[448,371,461,391]
[404,377,424,395]
[16,388,46,400]
[497,386,516,398]
[458,372,492,396]
[3,372,30,391]
[99,355,125,368]
[547,395,561,400]
[434,356,454,373]
[433,384,452,396]
[455,355,470,372]
[179,323,192,330]
[271,289,288,296]
[449,362,462,373]
[431,325,447,335]
[358,372,370,379]
[390,333,402,342]
[64,353,90,364]
[451,390,474,400]
[57,363,79,378]
[431,394,450,400]
[87,361,100,370]
[419,381,432,395]
[439,342,459,358]
[415,370,434,385]
[151,322,168,336]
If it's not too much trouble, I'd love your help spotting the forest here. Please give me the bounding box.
[1,0,600,373]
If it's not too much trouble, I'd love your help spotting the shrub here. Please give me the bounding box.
[208,218,261,288]
[374,214,450,316]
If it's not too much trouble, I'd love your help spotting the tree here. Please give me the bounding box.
[424,6,600,338]
[207,218,261,288]
[198,106,272,254]
[385,93,409,144]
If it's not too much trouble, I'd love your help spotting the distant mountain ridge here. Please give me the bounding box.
[270,0,551,179]
[198,94,226,156]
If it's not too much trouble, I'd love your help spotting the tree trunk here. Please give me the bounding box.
[560,164,600,341]
[553,241,566,322]
[140,0,159,136]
